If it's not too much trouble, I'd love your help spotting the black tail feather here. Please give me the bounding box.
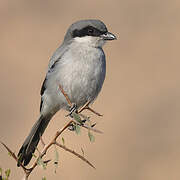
[17,115,52,166]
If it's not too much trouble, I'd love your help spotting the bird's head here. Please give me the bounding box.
[64,19,117,48]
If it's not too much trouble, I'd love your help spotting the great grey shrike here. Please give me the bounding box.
[17,19,116,166]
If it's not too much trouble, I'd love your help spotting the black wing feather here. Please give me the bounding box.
[40,78,47,96]
[40,57,60,112]
[40,78,47,112]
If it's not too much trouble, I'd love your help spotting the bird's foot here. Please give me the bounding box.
[66,103,78,118]
[68,119,88,131]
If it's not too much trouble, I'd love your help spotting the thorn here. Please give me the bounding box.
[91,123,96,127]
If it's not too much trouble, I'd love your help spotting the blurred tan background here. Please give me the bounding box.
[0,0,180,179]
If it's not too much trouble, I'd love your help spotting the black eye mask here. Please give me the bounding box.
[72,26,107,38]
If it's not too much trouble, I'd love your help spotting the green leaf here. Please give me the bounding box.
[0,167,2,175]
[72,112,82,124]
[62,137,65,145]
[75,124,81,135]
[54,145,59,173]
[5,169,10,178]
[88,131,95,142]
[17,153,24,167]
[8,152,12,157]
[79,114,90,121]
[37,157,47,170]
[42,177,46,180]
[32,153,37,158]
[0,168,3,180]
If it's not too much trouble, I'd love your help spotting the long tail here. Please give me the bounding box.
[17,114,52,166]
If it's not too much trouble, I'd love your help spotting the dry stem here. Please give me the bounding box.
[1,120,95,179]
[1,84,103,179]
[59,85,102,116]
[59,85,72,106]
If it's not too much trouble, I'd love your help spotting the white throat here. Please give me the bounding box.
[73,36,106,48]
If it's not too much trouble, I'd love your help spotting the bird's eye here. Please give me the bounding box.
[88,28,94,34]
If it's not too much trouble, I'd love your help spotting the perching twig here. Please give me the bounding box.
[55,142,95,169]
[1,84,103,179]
[78,101,103,116]
[40,135,46,148]
[59,85,102,116]
[0,141,28,173]
[59,85,72,106]
[24,120,78,175]
[79,123,103,134]
[58,84,103,133]
[1,120,95,179]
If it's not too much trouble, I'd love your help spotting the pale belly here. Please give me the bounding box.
[41,46,106,114]
[59,58,105,109]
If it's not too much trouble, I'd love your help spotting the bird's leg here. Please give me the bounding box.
[66,103,78,117]
[65,103,79,131]
[58,84,101,131]
[78,101,103,116]
[59,85,78,117]
[59,85,78,130]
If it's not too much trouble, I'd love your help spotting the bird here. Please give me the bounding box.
[17,19,116,166]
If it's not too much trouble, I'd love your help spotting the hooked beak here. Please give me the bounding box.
[101,32,117,40]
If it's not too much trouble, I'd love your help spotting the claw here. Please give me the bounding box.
[66,103,78,117]
[81,119,87,123]
[68,123,76,131]
[68,118,87,132]
[91,123,96,127]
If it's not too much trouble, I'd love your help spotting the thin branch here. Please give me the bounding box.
[58,84,103,133]
[22,174,28,180]
[59,85,72,106]
[78,101,103,116]
[59,84,102,117]
[0,141,28,173]
[53,120,73,141]
[26,120,74,175]
[79,123,103,134]
[78,101,91,113]
[77,114,103,133]
[55,142,95,169]
[84,106,103,116]
[40,135,45,148]
[1,84,102,179]
[0,120,76,179]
